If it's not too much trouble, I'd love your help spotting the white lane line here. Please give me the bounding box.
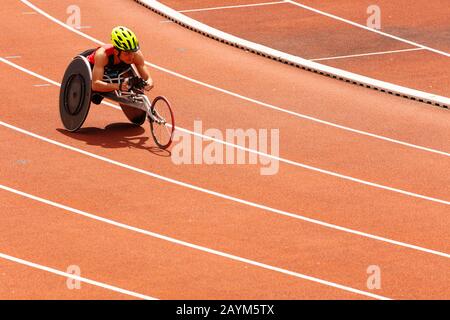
[0,184,390,300]
[0,251,157,300]
[18,0,450,159]
[285,0,450,58]
[0,121,449,260]
[178,1,287,13]
[1,57,450,207]
[135,0,450,107]
[4,56,22,59]
[311,48,425,62]
[33,83,51,87]
[1,58,60,86]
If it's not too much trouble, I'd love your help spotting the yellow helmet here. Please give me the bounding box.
[111,26,140,52]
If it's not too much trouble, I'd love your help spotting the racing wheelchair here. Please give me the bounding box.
[59,54,175,149]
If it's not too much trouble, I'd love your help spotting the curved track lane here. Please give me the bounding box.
[0,0,449,299]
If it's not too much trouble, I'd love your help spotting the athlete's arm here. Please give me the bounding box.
[134,51,154,89]
[92,49,125,92]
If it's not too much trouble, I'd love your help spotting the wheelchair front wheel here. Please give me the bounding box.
[149,96,175,149]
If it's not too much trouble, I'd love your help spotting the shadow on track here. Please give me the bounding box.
[57,122,171,157]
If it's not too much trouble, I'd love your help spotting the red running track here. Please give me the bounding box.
[0,0,449,299]
[159,0,450,97]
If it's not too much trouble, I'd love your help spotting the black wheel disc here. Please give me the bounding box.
[59,56,93,132]
[64,74,85,115]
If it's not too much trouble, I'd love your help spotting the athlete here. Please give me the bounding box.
[82,26,153,104]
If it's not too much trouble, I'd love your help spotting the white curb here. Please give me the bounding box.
[133,0,449,109]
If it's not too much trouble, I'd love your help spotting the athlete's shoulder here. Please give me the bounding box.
[134,50,146,65]
[94,47,109,65]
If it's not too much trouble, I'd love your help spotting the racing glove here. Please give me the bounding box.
[129,76,148,91]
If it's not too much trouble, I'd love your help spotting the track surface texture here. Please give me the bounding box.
[0,0,449,300]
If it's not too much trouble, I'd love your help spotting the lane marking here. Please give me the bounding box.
[311,48,425,62]
[17,0,450,159]
[0,121,449,260]
[285,0,450,58]
[33,83,51,87]
[0,251,156,300]
[1,57,450,207]
[1,58,60,86]
[178,1,287,13]
[0,58,450,209]
[4,56,22,59]
[134,0,450,107]
[0,185,391,300]
[133,0,450,108]
[10,0,447,297]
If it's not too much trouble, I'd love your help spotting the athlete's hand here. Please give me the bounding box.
[120,78,131,91]
[129,76,150,91]
[144,82,153,91]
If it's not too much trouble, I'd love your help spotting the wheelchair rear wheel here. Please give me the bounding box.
[59,56,92,132]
